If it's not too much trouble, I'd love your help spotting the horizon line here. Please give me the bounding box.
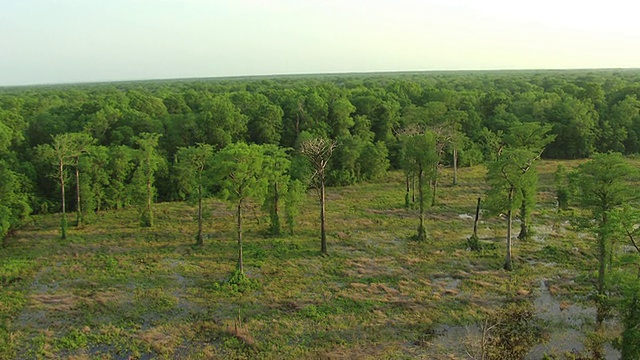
[2,66,639,89]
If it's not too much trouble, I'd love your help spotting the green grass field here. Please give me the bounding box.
[0,161,623,359]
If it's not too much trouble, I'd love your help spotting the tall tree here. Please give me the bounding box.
[68,133,95,227]
[107,145,136,210]
[503,122,555,240]
[400,131,439,241]
[570,152,637,324]
[0,111,30,241]
[176,143,214,246]
[262,145,291,236]
[0,160,30,242]
[213,143,267,274]
[36,134,76,239]
[284,179,307,236]
[74,144,110,224]
[608,205,640,358]
[132,133,163,227]
[486,148,542,271]
[300,137,337,254]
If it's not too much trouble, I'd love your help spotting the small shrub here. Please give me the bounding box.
[467,234,482,252]
[215,270,260,294]
[484,301,546,360]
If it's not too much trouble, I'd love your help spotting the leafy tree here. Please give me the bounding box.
[132,133,163,227]
[358,141,389,181]
[0,111,30,241]
[198,96,248,148]
[284,179,306,236]
[67,133,95,227]
[0,161,30,241]
[213,143,267,274]
[327,96,356,138]
[329,134,364,185]
[230,91,283,145]
[261,145,291,236]
[76,144,110,224]
[477,127,505,162]
[443,110,466,186]
[486,148,542,271]
[36,134,76,239]
[503,122,555,240]
[300,137,337,254]
[430,113,462,204]
[84,105,121,145]
[400,131,438,241]
[607,205,640,358]
[611,95,640,154]
[544,96,597,159]
[176,143,214,246]
[107,145,136,210]
[301,91,330,137]
[570,152,637,324]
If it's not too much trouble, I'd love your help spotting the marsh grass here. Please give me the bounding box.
[0,161,617,359]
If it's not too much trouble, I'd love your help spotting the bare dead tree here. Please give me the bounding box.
[300,137,337,255]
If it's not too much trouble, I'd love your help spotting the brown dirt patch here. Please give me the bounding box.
[31,293,78,312]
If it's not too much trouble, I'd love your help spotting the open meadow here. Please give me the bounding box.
[2,160,625,359]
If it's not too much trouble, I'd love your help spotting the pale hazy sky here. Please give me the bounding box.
[1,0,639,86]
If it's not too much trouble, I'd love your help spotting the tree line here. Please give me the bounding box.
[2,69,640,238]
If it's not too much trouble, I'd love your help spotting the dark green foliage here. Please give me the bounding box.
[284,179,306,235]
[0,161,30,240]
[261,145,290,236]
[107,145,135,210]
[619,293,640,359]
[571,153,638,325]
[358,141,389,181]
[132,133,163,227]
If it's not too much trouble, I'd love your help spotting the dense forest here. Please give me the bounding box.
[2,69,640,240]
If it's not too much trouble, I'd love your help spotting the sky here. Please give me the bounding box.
[1,0,639,86]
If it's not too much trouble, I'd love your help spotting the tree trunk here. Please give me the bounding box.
[145,166,152,227]
[598,213,607,295]
[473,197,481,238]
[196,183,203,246]
[60,160,67,240]
[320,176,327,254]
[431,164,439,207]
[272,181,280,235]
[504,187,514,271]
[237,199,244,273]
[75,161,82,227]
[412,174,415,203]
[518,194,528,240]
[405,173,410,208]
[417,165,427,241]
[453,147,458,186]
[596,212,608,326]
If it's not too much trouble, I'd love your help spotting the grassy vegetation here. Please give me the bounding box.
[0,160,620,359]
